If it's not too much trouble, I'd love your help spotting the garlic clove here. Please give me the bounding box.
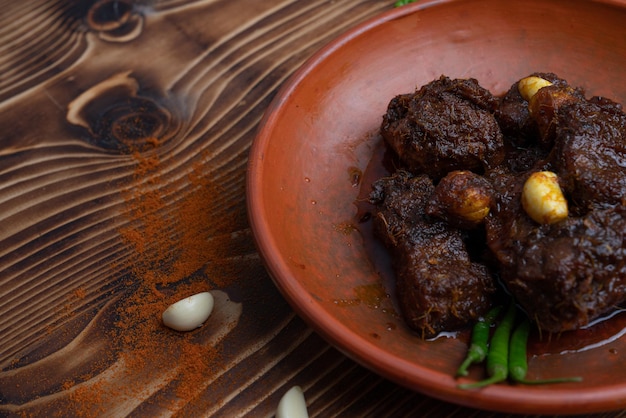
[162,291,214,332]
[518,76,553,102]
[276,386,309,418]
[521,171,568,224]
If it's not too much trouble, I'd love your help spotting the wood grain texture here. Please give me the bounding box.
[0,0,625,417]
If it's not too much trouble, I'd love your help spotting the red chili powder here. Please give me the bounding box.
[61,138,238,416]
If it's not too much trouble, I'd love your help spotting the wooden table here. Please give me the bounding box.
[0,1,624,417]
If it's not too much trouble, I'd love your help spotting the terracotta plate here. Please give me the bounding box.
[247,0,626,414]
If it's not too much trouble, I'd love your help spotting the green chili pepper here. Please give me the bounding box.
[458,301,516,389]
[394,0,417,6]
[509,319,582,385]
[456,305,502,376]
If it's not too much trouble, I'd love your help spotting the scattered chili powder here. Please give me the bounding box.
[73,287,87,299]
[62,137,238,416]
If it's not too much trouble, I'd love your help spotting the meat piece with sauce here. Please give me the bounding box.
[380,76,505,180]
[553,98,626,209]
[370,170,495,338]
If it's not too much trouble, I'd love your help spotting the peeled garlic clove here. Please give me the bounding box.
[518,76,553,101]
[162,292,214,331]
[521,171,568,225]
[276,386,309,418]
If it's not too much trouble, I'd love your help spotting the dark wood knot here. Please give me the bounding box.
[87,0,144,42]
[67,71,177,153]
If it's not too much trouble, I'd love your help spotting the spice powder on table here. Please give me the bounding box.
[59,137,240,417]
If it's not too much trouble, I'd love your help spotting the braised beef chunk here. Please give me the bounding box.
[526,84,585,147]
[553,99,626,209]
[485,171,626,332]
[370,171,495,338]
[380,76,505,179]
